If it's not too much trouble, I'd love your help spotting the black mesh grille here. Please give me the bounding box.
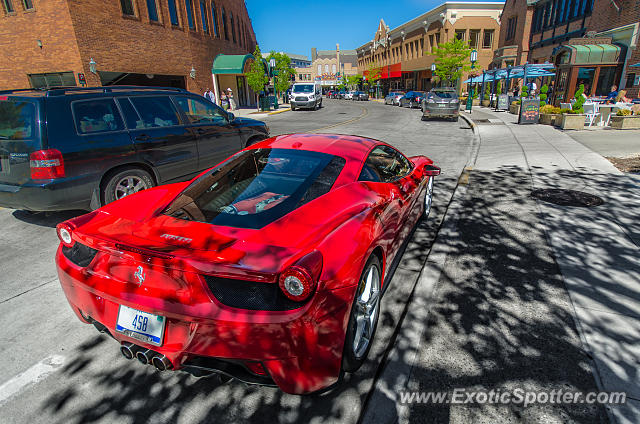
[203,276,306,311]
[62,243,98,267]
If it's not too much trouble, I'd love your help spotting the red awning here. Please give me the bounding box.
[363,63,402,79]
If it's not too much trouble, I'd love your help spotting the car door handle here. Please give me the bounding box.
[134,134,150,141]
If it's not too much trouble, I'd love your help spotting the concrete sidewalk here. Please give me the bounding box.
[363,107,640,423]
[229,102,291,119]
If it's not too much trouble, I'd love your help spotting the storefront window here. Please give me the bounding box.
[576,67,595,95]
[595,67,617,96]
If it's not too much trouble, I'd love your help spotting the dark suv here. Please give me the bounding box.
[0,86,269,211]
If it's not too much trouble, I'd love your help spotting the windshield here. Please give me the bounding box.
[164,148,346,229]
[292,85,314,93]
[0,99,36,141]
[432,91,456,98]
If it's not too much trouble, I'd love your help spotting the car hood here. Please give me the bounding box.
[231,117,265,128]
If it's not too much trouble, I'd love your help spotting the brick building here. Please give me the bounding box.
[356,2,504,93]
[309,45,359,87]
[492,0,639,99]
[0,0,256,99]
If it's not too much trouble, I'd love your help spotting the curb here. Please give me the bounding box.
[459,112,477,134]
[268,108,291,115]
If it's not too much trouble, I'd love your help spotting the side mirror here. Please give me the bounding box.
[227,112,235,121]
[423,164,441,176]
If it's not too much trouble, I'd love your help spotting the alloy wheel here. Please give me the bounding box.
[114,176,150,200]
[352,264,381,359]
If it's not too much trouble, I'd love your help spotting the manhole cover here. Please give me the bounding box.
[531,189,604,207]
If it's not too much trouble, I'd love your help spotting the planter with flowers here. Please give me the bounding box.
[560,84,586,130]
[539,104,561,125]
[610,108,640,129]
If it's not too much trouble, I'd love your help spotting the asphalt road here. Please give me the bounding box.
[0,99,474,424]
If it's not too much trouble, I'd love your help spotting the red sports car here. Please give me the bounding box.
[55,133,440,394]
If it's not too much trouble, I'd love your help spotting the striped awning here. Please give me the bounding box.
[552,44,622,66]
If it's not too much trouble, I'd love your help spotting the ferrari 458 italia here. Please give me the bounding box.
[55,133,440,394]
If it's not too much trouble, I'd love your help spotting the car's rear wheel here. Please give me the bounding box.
[342,255,382,373]
[424,176,434,218]
[291,105,296,111]
[103,167,154,205]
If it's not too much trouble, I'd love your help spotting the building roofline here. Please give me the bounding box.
[356,1,504,51]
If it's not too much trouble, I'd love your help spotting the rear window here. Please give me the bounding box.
[432,91,456,98]
[0,99,36,140]
[164,148,346,229]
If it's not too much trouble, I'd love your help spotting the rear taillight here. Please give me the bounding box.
[56,222,74,247]
[30,149,65,179]
[278,251,323,302]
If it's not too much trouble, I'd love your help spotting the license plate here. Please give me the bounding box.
[438,103,447,108]
[116,305,165,346]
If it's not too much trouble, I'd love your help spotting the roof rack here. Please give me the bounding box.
[45,86,188,96]
[0,86,188,96]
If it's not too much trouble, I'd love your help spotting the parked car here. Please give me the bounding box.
[422,88,460,121]
[344,91,356,100]
[399,91,427,108]
[352,91,369,101]
[384,91,405,105]
[290,83,323,110]
[0,86,269,212]
[55,133,440,394]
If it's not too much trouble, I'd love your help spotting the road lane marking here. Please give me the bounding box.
[306,105,369,133]
[0,355,65,405]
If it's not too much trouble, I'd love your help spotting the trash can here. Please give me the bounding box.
[259,96,270,112]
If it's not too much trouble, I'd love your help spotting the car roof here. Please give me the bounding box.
[253,133,379,161]
[0,86,188,98]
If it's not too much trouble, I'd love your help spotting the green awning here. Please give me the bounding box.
[553,43,621,66]
[211,54,254,74]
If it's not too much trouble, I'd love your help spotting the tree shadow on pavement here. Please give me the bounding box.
[371,166,624,423]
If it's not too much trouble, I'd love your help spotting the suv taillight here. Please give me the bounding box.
[30,149,65,179]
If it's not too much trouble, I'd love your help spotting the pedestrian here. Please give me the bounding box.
[203,88,214,102]
[513,85,520,97]
[220,91,229,110]
[227,88,236,111]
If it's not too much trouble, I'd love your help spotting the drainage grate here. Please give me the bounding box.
[531,189,604,207]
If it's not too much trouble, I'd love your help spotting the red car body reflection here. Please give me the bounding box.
[55,134,439,394]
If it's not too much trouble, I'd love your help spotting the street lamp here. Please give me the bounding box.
[89,58,97,74]
[431,63,436,89]
[189,65,196,79]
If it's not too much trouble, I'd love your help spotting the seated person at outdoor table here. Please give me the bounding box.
[605,85,618,103]
[615,90,631,104]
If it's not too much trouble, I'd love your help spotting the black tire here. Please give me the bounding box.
[102,167,154,205]
[421,115,428,121]
[245,136,263,148]
[342,255,382,373]
[291,105,296,111]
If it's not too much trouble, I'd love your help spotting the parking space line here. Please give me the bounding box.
[0,354,66,405]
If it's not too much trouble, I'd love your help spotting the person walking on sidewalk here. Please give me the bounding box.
[227,88,236,111]
[203,88,215,103]
[220,91,229,110]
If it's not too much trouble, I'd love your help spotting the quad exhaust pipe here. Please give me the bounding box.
[120,343,173,371]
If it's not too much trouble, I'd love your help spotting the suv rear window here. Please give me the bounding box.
[0,99,36,140]
[164,148,346,229]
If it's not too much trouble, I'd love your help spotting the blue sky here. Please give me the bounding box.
[246,0,493,57]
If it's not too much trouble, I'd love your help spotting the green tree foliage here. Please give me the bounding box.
[346,75,363,89]
[520,85,529,99]
[572,84,585,114]
[484,84,490,101]
[246,45,269,98]
[366,62,383,88]
[267,51,296,95]
[432,38,472,86]
[539,84,548,106]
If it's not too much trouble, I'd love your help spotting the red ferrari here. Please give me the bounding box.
[55,133,440,394]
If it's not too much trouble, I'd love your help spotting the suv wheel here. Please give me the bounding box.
[103,167,154,205]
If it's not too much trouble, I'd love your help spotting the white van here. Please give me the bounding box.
[290,82,322,110]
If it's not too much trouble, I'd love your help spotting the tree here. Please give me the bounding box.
[539,84,549,106]
[432,37,472,87]
[571,84,585,114]
[267,51,295,96]
[246,45,269,109]
[346,75,363,90]
[366,61,383,91]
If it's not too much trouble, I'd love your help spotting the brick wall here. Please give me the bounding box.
[0,0,257,93]
[0,0,82,90]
